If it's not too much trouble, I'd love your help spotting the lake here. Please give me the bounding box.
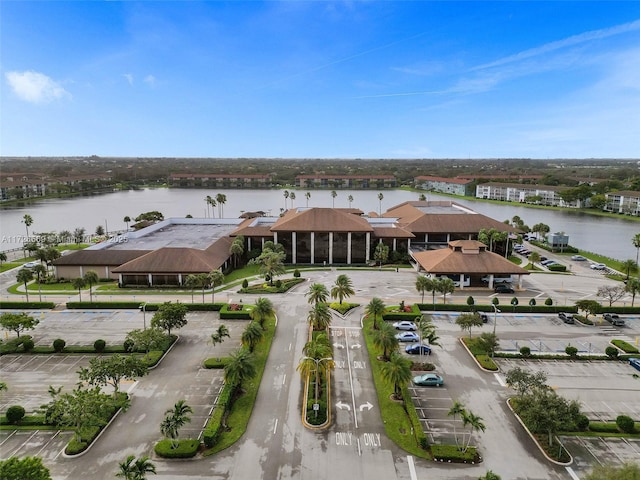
[0,188,637,261]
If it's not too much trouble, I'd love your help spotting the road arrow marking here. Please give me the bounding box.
[336,401,351,411]
[359,402,373,412]
[333,343,344,349]
[350,343,361,349]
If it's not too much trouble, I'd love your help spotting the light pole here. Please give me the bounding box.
[302,356,333,406]
[139,302,147,330]
[492,304,501,336]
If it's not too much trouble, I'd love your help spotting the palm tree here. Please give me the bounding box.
[250,297,275,328]
[418,193,426,201]
[299,333,334,403]
[230,239,244,268]
[437,277,455,304]
[83,270,99,303]
[379,352,412,400]
[625,278,640,306]
[116,455,156,479]
[196,273,210,302]
[241,321,264,352]
[308,302,332,331]
[22,214,33,237]
[528,251,541,264]
[415,275,433,304]
[331,190,337,207]
[417,315,441,348]
[632,233,640,265]
[224,348,257,390]
[305,191,311,207]
[160,400,193,449]
[283,190,289,210]
[305,283,329,305]
[347,194,354,207]
[289,192,296,207]
[365,297,385,330]
[620,259,638,280]
[209,269,225,302]
[16,268,33,302]
[479,471,501,480]
[71,277,86,302]
[462,410,486,452]
[331,274,354,305]
[447,400,467,449]
[211,324,230,348]
[372,321,399,361]
[205,195,214,218]
[216,193,227,217]
[377,192,384,215]
[123,216,131,231]
[184,274,199,303]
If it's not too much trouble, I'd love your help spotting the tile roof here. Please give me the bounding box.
[271,208,374,233]
[52,249,151,266]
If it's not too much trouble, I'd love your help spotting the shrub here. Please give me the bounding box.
[466,296,475,306]
[565,345,578,358]
[576,414,590,431]
[306,399,327,425]
[154,439,200,458]
[22,338,34,352]
[492,298,499,306]
[275,279,282,288]
[605,346,619,359]
[123,338,135,352]
[430,444,479,463]
[547,264,567,272]
[545,298,553,306]
[52,339,66,353]
[293,269,301,278]
[520,346,531,358]
[616,415,636,434]
[5,405,26,424]
[94,339,106,353]
[242,279,249,289]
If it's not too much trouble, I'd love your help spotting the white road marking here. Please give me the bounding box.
[407,455,417,480]
[565,466,580,480]
[494,372,507,387]
[273,419,278,434]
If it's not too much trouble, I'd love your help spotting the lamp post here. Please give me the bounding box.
[492,304,501,336]
[139,302,147,330]
[302,356,333,406]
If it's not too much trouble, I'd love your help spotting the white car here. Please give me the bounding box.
[590,263,607,270]
[571,255,586,261]
[22,261,39,268]
[392,321,417,331]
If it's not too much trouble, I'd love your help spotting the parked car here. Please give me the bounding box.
[412,373,444,387]
[22,261,39,268]
[480,313,488,323]
[571,255,587,261]
[590,263,607,270]
[405,343,432,355]
[539,256,548,262]
[604,313,625,326]
[392,321,417,331]
[540,259,556,266]
[395,332,420,342]
[494,284,515,294]
[629,358,640,372]
[558,312,575,324]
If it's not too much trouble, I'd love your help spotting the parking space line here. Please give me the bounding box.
[35,430,61,457]
[11,430,39,457]
[407,455,417,480]
[0,430,17,449]
[565,466,580,480]
[577,437,603,466]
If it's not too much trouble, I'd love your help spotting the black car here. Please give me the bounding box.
[405,343,432,355]
[558,312,574,324]
[494,284,515,293]
[480,313,488,323]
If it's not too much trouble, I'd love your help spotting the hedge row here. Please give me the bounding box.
[402,385,428,449]
[239,277,305,294]
[154,439,200,458]
[65,301,225,311]
[382,304,422,321]
[219,304,252,320]
[416,303,580,314]
[0,301,56,310]
[203,357,230,369]
[202,382,236,447]
[430,444,479,463]
[611,340,640,354]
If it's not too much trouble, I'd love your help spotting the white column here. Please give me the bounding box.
[393,238,397,251]
[329,232,333,264]
[292,232,297,264]
[347,232,352,264]
[365,232,371,262]
[311,232,315,264]
[273,232,278,244]
[458,273,464,290]
[178,274,183,286]
[247,237,252,251]
[148,273,153,286]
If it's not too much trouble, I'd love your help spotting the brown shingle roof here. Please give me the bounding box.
[52,249,151,266]
[372,226,415,239]
[271,208,374,233]
[413,241,528,275]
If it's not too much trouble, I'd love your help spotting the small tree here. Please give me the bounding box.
[331,274,354,305]
[209,269,225,303]
[374,242,389,269]
[0,312,39,338]
[478,332,499,357]
[71,277,86,302]
[544,297,553,306]
[505,367,548,397]
[211,324,230,349]
[83,270,99,303]
[0,456,52,480]
[575,299,601,321]
[415,275,434,305]
[596,285,626,307]
[16,268,33,302]
[565,345,578,358]
[78,354,149,397]
[160,400,193,449]
[625,278,640,307]
[379,352,412,400]
[151,302,188,336]
[455,313,484,338]
[116,455,156,480]
[437,278,455,303]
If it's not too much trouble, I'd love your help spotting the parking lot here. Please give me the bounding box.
[409,382,461,445]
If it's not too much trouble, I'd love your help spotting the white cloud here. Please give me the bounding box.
[144,74,156,87]
[5,70,70,104]
[123,73,134,85]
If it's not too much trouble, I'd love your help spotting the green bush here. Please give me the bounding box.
[0,335,32,354]
[545,298,553,306]
[219,304,252,320]
[22,338,34,352]
[203,357,230,369]
[611,340,639,354]
[94,339,106,353]
[520,346,531,358]
[616,415,636,434]
[5,405,26,424]
[242,279,249,289]
[154,439,200,458]
[576,414,590,431]
[0,301,56,310]
[430,444,479,463]
[202,382,236,447]
[466,296,475,306]
[547,264,567,272]
[293,269,301,278]
[565,346,578,358]
[329,302,359,315]
[123,338,135,353]
[53,338,66,353]
[605,346,619,359]
[306,399,327,425]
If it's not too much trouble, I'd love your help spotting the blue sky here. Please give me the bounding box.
[1,1,639,159]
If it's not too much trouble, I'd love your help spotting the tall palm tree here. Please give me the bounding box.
[331,190,337,207]
[462,410,486,451]
[308,302,332,331]
[116,454,157,479]
[331,274,354,305]
[83,270,99,303]
[250,297,275,328]
[633,233,640,266]
[377,192,384,215]
[71,277,86,302]
[625,278,640,307]
[241,321,264,352]
[417,315,441,348]
[16,268,33,302]
[372,321,399,361]
[184,274,199,303]
[209,269,225,302]
[299,333,334,403]
[289,192,296,207]
[216,193,227,218]
[447,400,467,449]
[437,277,455,304]
[365,297,385,330]
[205,195,214,218]
[196,273,210,302]
[283,190,289,210]
[230,239,244,268]
[620,259,638,280]
[22,214,33,237]
[123,216,131,231]
[305,283,329,305]
[415,275,433,304]
[347,194,354,207]
[224,348,257,390]
[211,324,230,348]
[305,191,311,207]
[379,352,412,400]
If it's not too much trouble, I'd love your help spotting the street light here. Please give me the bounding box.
[301,356,333,407]
[492,304,501,336]
[139,302,147,330]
